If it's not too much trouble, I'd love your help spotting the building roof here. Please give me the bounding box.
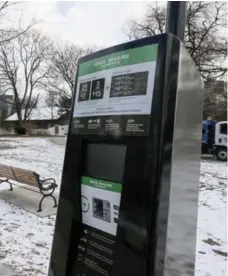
[5,107,66,121]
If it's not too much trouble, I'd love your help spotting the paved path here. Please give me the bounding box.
[0,264,18,276]
[48,136,67,147]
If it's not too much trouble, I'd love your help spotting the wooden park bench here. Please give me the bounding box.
[0,164,58,212]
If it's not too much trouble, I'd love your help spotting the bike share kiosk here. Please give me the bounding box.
[48,34,204,276]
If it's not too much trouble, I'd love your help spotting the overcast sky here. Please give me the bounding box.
[10,1,151,48]
[3,1,152,103]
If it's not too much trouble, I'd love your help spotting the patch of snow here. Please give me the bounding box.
[0,137,65,276]
[0,200,55,276]
[195,160,227,276]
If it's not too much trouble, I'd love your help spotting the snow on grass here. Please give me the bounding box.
[0,137,65,192]
[0,201,55,276]
[195,160,227,276]
[0,137,227,276]
[0,137,65,275]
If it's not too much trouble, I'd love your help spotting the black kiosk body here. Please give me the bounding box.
[48,34,204,276]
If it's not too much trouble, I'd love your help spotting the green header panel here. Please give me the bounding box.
[81,176,122,193]
[78,44,158,76]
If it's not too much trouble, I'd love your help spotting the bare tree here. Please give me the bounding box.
[45,90,71,118]
[124,3,166,39]
[45,91,59,126]
[124,1,227,80]
[45,44,95,104]
[0,30,52,126]
[57,94,72,115]
[46,91,59,108]
[203,80,227,121]
[0,1,36,44]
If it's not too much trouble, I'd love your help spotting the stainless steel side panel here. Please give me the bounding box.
[164,44,204,276]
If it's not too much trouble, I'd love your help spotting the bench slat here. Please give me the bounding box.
[12,167,36,174]
[12,169,38,187]
[0,173,16,181]
[0,166,17,181]
[0,166,12,173]
[13,172,36,179]
[14,177,38,186]
[0,164,12,170]
[0,167,12,172]
[13,170,36,177]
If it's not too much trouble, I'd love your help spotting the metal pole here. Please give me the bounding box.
[165,1,187,42]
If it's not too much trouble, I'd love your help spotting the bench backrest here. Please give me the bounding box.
[0,164,39,187]
[12,167,39,187]
[0,164,16,181]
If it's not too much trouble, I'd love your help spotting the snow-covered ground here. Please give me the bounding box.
[0,138,65,276]
[195,160,227,276]
[0,137,227,276]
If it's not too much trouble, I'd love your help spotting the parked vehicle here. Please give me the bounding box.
[202,120,227,161]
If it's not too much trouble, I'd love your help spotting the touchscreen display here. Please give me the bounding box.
[84,143,126,183]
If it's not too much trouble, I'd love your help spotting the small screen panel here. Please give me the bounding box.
[84,143,126,183]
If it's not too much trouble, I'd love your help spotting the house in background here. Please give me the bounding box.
[0,94,14,123]
[3,107,70,135]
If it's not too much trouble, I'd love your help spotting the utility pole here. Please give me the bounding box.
[165,1,187,42]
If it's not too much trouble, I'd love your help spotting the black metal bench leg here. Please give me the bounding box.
[8,181,13,191]
[38,194,57,212]
[37,195,46,212]
[50,194,58,208]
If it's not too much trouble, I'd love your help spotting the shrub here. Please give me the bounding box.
[14,126,26,135]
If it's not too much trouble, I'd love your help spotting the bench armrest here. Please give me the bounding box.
[40,178,58,191]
